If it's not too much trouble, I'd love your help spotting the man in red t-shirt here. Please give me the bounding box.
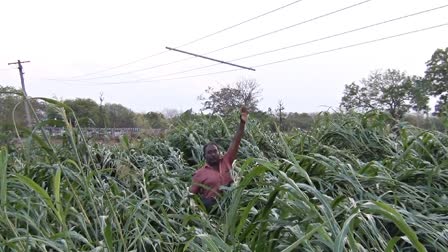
[190,107,248,211]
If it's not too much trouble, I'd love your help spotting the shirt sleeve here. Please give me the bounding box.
[224,143,238,165]
[190,170,202,194]
[225,122,246,164]
[221,153,234,173]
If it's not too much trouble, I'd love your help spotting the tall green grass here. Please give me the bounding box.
[0,98,447,251]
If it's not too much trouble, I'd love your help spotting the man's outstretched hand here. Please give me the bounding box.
[240,106,249,123]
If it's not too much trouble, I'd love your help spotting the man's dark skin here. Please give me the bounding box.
[204,144,220,168]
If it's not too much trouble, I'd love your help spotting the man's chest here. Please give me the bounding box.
[200,169,232,187]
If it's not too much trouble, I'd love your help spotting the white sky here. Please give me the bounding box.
[1,0,447,113]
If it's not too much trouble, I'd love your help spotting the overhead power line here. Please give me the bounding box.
[203,0,372,55]
[176,0,306,48]
[76,22,447,86]
[254,23,448,67]
[228,4,448,63]
[57,0,371,82]
[76,69,242,86]
[62,0,305,79]
[65,51,169,79]
[53,57,192,81]
[66,4,447,84]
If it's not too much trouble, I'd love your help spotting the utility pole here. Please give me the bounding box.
[8,60,32,128]
[276,100,285,131]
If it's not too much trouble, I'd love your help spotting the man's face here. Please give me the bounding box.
[204,144,220,166]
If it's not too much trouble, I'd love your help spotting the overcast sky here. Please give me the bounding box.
[1,0,447,114]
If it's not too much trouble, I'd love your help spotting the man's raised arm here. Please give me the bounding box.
[226,106,249,162]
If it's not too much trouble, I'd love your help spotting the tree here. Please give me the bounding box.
[424,47,448,115]
[46,103,64,123]
[64,98,100,127]
[1,85,24,127]
[134,113,149,128]
[1,85,46,129]
[409,76,431,114]
[284,112,314,131]
[1,85,48,145]
[103,103,136,128]
[340,69,429,119]
[340,82,371,112]
[144,112,169,129]
[199,79,262,115]
[162,108,181,119]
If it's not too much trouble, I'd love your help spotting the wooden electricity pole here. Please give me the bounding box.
[8,60,32,128]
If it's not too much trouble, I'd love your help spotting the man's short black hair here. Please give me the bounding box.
[203,142,219,157]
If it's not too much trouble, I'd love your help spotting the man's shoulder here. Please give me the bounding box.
[221,152,233,163]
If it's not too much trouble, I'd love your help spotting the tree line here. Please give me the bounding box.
[340,47,448,119]
[0,90,172,129]
[1,47,447,141]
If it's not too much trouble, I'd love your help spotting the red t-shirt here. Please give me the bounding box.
[190,152,235,199]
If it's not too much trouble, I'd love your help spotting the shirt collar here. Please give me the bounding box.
[204,160,221,170]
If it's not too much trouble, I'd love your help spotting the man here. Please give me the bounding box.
[190,107,249,211]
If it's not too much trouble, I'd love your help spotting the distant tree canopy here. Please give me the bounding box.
[45,98,137,128]
[63,98,101,127]
[45,98,172,129]
[340,69,430,119]
[199,79,262,115]
[284,112,314,131]
[103,103,136,128]
[0,86,23,127]
[0,85,46,129]
[425,47,448,115]
[144,112,168,129]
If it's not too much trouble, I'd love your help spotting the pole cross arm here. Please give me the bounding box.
[165,47,255,71]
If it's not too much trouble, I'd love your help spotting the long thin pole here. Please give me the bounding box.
[165,47,255,71]
[8,60,32,128]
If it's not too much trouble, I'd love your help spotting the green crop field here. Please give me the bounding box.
[1,100,447,251]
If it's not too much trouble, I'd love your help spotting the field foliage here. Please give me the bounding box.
[1,99,447,251]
